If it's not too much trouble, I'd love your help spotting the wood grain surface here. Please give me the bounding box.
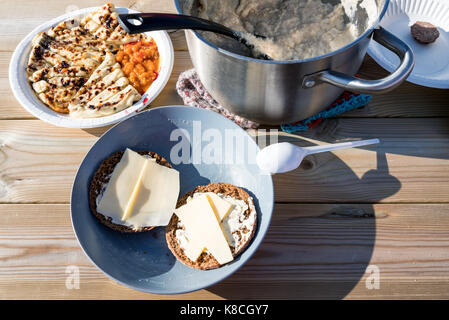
[1,0,449,299]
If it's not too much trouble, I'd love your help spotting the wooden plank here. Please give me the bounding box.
[1,203,449,299]
[273,117,449,202]
[216,203,449,299]
[1,0,448,302]
[1,118,448,204]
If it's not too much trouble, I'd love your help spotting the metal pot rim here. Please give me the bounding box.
[174,0,390,64]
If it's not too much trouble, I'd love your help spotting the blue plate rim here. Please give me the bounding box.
[70,105,274,295]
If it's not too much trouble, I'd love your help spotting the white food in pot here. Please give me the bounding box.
[184,0,378,60]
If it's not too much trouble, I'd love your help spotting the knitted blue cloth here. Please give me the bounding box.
[281,92,372,133]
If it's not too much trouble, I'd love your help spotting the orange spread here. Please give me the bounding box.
[116,39,160,95]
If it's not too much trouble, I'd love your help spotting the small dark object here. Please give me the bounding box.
[411,21,440,44]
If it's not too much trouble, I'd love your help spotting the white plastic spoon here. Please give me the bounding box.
[257,139,380,174]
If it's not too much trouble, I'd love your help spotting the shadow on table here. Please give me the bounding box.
[315,115,449,162]
[207,135,401,299]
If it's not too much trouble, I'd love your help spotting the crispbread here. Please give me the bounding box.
[166,183,258,270]
[89,150,172,233]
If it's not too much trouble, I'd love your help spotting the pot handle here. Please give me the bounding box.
[302,27,415,94]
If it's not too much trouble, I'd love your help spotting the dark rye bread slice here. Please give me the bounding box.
[89,150,172,233]
[166,183,257,270]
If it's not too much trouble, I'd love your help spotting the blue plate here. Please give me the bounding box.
[71,106,274,294]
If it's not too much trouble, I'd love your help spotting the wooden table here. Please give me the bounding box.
[1,0,449,300]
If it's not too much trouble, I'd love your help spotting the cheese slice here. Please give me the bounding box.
[124,158,180,227]
[187,192,233,221]
[205,192,233,221]
[175,194,234,264]
[96,149,180,228]
[97,148,147,219]
[183,231,207,262]
[121,160,149,221]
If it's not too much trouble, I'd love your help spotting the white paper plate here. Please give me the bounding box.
[367,0,449,88]
[9,6,174,128]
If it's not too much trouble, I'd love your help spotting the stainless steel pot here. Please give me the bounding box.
[175,0,414,125]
